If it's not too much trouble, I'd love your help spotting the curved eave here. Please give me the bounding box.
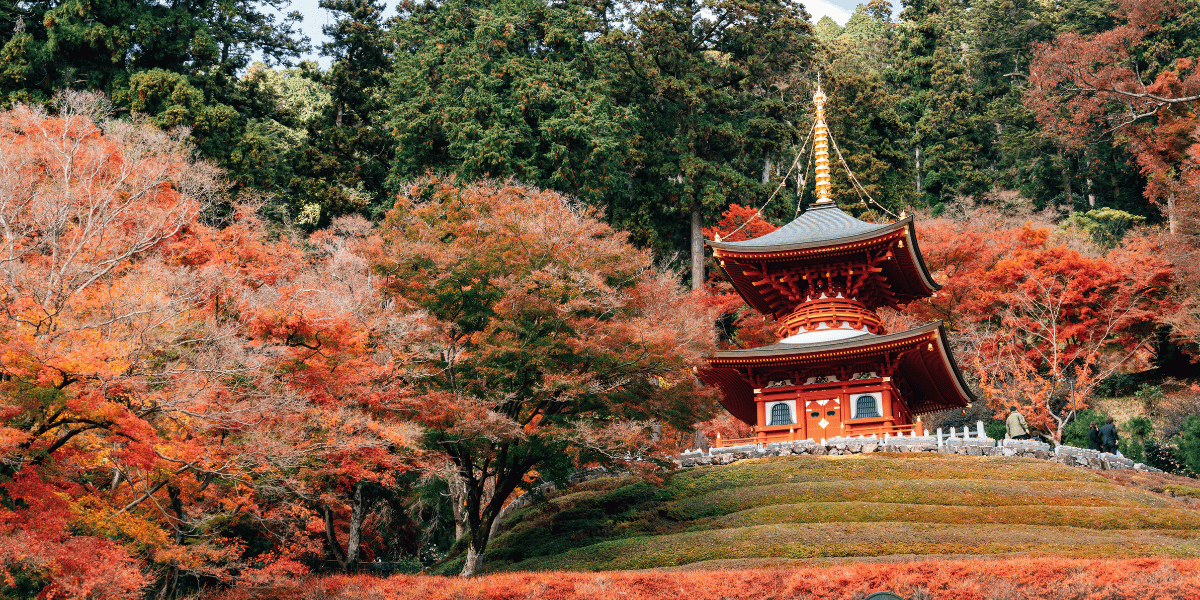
[902,219,941,296]
[708,321,942,364]
[933,323,977,407]
[708,216,941,316]
[695,367,757,425]
[708,215,910,254]
[698,321,974,426]
[902,324,977,415]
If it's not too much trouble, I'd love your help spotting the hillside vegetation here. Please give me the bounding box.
[474,454,1200,573]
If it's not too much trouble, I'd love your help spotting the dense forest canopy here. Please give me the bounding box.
[4,0,1200,595]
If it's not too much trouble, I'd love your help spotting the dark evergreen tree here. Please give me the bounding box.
[595,0,815,287]
[288,0,395,224]
[0,0,308,103]
[387,0,630,209]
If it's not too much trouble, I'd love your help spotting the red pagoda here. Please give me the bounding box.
[698,88,974,445]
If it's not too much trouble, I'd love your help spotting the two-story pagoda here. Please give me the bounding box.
[698,88,974,445]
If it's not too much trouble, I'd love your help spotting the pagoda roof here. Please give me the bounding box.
[706,204,940,316]
[708,203,895,253]
[697,321,974,425]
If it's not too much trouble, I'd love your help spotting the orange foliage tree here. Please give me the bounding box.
[0,91,237,597]
[0,92,228,597]
[180,211,424,577]
[372,177,717,576]
[1028,0,1200,361]
[0,93,428,597]
[913,211,1172,441]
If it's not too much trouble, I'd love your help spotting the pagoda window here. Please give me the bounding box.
[853,393,882,419]
[768,401,795,426]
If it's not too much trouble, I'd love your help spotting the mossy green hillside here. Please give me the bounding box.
[481,454,1200,573]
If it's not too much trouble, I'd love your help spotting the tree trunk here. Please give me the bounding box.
[168,485,184,545]
[1168,193,1177,234]
[690,208,703,290]
[762,152,772,184]
[1058,148,1073,211]
[914,147,921,193]
[447,473,467,540]
[345,483,366,566]
[455,453,532,577]
[461,540,484,577]
[459,500,500,577]
[323,483,368,571]
[1087,178,1095,208]
[460,498,505,577]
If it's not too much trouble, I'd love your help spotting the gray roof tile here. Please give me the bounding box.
[709,203,892,251]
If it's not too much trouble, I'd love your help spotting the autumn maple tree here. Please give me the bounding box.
[912,209,1172,442]
[0,92,428,597]
[0,92,224,597]
[1028,0,1200,231]
[1027,0,1200,363]
[700,204,782,350]
[372,177,716,575]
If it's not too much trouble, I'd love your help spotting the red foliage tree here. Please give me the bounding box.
[372,177,717,575]
[1027,0,1200,233]
[701,204,781,350]
[0,93,425,596]
[911,212,1172,441]
[0,92,226,598]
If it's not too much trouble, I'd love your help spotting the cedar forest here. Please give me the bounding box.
[3,0,1200,596]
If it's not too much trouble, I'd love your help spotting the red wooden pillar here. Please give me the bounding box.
[755,391,767,443]
[881,381,895,430]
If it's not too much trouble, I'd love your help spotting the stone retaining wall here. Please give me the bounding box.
[676,435,1158,473]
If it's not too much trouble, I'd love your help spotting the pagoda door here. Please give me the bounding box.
[805,398,842,440]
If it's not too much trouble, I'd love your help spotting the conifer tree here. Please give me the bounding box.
[597,0,814,288]
[288,0,395,224]
[387,0,629,209]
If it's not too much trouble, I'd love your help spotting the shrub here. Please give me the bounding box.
[1061,409,1109,449]
[984,419,1007,440]
[1145,438,1191,476]
[1179,415,1200,475]
[1135,383,1165,415]
[1120,416,1156,463]
[1095,371,1140,397]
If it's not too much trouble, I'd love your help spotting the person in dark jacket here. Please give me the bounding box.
[1099,417,1120,454]
[1087,421,1103,451]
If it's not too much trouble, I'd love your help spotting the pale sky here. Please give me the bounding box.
[271,0,875,69]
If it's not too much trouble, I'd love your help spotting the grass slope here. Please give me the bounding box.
[480,454,1200,573]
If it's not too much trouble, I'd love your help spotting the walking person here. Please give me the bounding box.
[1100,416,1120,454]
[1088,421,1103,451]
[1006,406,1031,440]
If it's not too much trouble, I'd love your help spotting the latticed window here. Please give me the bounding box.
[769,402,793,426]
[855,395,880,418]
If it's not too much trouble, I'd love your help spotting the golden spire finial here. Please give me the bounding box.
[812,82,833,205]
